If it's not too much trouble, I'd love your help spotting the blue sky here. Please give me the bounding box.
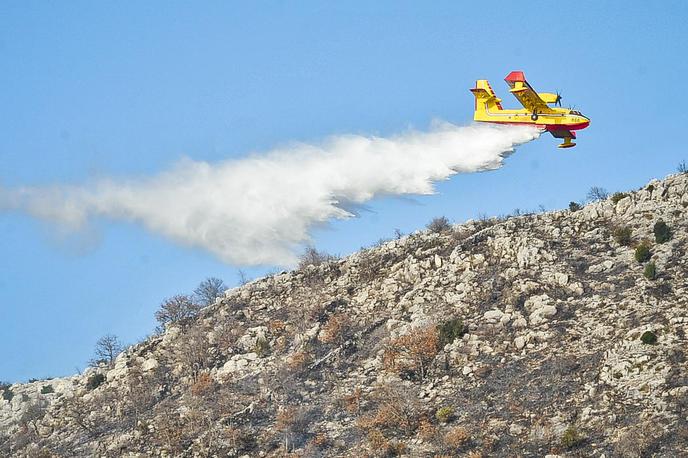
[2,1,687,382]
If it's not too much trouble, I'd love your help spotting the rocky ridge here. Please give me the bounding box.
[1,172,688,457]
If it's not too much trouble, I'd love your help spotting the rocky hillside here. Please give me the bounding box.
[2,173,688,458]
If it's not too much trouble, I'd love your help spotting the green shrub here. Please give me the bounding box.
[640,330,657,345]
[427,216,451,233]
[435,406,454,423]
[437,318,465,347]
[653,221,671,244]
[611,192,629,204]
[561,426,583,449]
[568,201,582,212]
[40,385,54,395]
[612,226,632,246]
[254,337,270,357]
[1,387,13,402]
[86,373,105,391]
[634,242,651,263]
[643,262,657,280]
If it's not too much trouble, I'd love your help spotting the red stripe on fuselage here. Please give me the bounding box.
[479,120,590,131]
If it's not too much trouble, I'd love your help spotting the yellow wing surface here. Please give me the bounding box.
[504,71,556,114]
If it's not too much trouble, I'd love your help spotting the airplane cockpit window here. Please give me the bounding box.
[569,110,581,115]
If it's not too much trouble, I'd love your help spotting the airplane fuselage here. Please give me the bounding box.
[474,105,590,134]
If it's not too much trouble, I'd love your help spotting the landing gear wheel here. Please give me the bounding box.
[531,113,539,121]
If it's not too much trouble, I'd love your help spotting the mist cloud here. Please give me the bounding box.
[1,122,539,266]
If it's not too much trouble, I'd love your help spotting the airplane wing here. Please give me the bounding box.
[504,71,556,114]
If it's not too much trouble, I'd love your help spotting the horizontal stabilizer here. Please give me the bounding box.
[470,87,491,96]
[504,70,526,82]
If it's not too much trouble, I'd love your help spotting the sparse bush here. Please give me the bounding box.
[155,294,202,329]
[342,388,363,415]
[678,160,687,174]
[568,201,582,212]
[383,326,439,379]
[154,411,187,453]
[561,425,583,448]
[177,326,211,380]
[653,220,671,243]
[643,262,657,280]
[298,247,338,269]
[357,385,420,433]
[20,400,48,435]
[90,333,123,367]
[287,350,311,372]
[418,417,438,442]
[437,318,465,347]
[366,429,393,455]
[275,406,313,452]
[86,373,105,391]
[254,337,270,357]
[634,242,651,263]
[435,406,454,423]
[308,432,331,449]
[190,372,214,397]
[319,313,352,346]
[612,226,633,246]
[640,330,657,345]
[193,277,227,306]
[40,385,54,395]
[444,426,470,449]
[611,192,629,204]
[587,186,609,202]
[427,216,451,233]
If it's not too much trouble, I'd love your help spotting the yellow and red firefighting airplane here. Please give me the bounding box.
[471,71,590,148]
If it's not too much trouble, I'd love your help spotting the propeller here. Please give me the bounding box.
[554,90,562,107]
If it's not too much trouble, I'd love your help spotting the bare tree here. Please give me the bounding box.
[193,277,227,306]
[20,400,48,436]
[298,247,337,269]
[177,326,211,381]
[90,334,123,367]
[237,269,249,286]
[587,186,609,202]
[155,294,202,329]
[678,160,687,174]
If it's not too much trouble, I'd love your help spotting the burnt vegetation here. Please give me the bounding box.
[3,174,688,456]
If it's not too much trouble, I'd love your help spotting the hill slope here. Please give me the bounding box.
[2,173,688,457]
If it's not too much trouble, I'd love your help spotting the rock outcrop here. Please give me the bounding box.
[2,173,688,457]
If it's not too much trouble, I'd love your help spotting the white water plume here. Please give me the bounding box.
[0,122,539,266]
